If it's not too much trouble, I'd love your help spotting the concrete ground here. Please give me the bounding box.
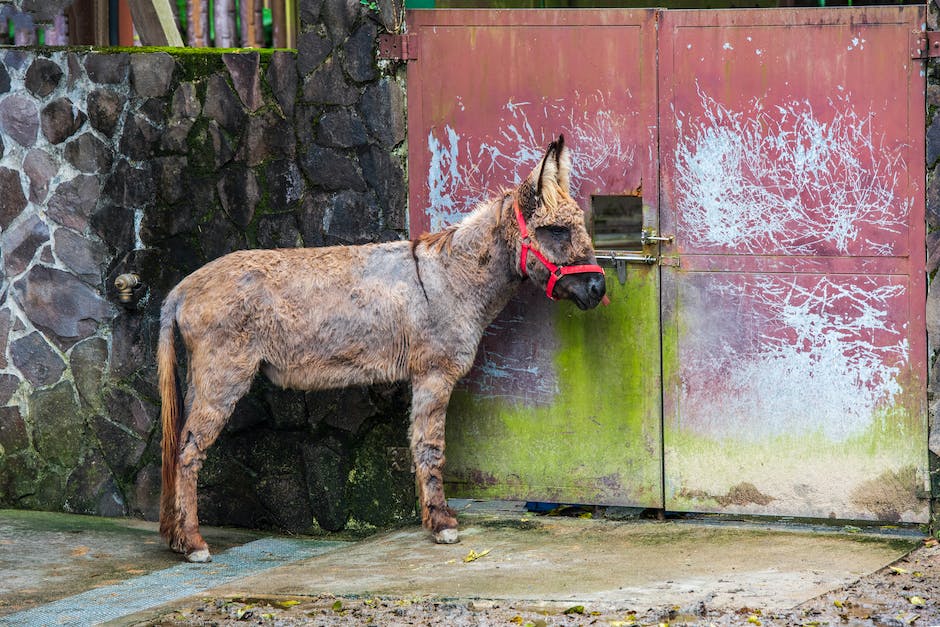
[0,504,925,626]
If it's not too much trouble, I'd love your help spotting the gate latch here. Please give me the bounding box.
[641,229,674,246]
[911,31,940,59]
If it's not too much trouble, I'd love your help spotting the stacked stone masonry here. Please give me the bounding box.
[0,0,415,533]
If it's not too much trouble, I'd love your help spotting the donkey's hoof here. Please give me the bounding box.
[185,548,212,563]
[434,528,459,544]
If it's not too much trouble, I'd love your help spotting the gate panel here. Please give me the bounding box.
[407,9,663,506]
[658,8,928,521]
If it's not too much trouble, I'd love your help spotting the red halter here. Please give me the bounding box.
[514,199,607,302]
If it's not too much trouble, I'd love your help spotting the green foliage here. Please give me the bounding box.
[360,0,380,11]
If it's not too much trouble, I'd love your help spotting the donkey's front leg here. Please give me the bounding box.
[410,372,459,544]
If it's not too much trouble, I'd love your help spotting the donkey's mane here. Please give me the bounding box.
[419,227,458,253]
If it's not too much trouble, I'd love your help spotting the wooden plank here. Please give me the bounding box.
[187,0,207,47]
[240,0,259,47]
[127,0,183,46]
[272,0,287,48]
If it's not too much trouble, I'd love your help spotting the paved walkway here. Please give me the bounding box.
[0,507,923,626]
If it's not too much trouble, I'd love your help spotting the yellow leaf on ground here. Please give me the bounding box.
[332,600,344,612]
[274,600,300,609]
[890,566,908,575]
[909,596,926,606]
[463,548,491,563]
[747,614,762,625]
[563,605,585,615]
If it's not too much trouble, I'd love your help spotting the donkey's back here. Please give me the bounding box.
[165,242,425,391]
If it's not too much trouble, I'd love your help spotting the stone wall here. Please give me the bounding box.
[0,0,416,533]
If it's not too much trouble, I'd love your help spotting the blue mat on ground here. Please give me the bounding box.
[0,537,347,626]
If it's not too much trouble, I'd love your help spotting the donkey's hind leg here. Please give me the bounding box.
[173,351,258,562]
[410,372,459,544]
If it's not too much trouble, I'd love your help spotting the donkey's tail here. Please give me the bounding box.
[158,291,183,543]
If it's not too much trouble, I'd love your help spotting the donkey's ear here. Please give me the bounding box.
[528,135,571,214]
[533,135,571,202]
[555,134,571,195]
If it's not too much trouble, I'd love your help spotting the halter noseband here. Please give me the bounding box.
[513,199,606,301]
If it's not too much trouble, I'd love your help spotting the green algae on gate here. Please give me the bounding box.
[444,264,663,507]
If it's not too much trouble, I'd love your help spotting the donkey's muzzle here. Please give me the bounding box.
[584,273,607,309]
[558,271,607,310]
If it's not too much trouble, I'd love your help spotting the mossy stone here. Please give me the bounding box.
[29,380,83,468]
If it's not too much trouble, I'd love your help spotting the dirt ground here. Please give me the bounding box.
[140,539,940,627]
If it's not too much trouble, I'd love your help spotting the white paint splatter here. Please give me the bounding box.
[682,275,909,440]
[426,125,463,230]
[426,92,637,230]
[674,88,909,255]
[723,42,734,50]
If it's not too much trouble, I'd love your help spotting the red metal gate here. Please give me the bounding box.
[405,6,928,521]
[658,7,928,522]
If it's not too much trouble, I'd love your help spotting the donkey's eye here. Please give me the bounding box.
[544,225,570,238]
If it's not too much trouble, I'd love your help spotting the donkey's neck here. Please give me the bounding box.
[434,196,522,327]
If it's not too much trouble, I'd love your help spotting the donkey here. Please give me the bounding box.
[158,135,607,562]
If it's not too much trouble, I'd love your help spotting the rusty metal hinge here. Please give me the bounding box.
[911,31,940,59]
[378,33,417,61]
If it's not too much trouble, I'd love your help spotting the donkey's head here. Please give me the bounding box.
[512,136,607,310]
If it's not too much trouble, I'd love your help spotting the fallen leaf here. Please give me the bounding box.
[70,546,90,557]
[332,600,344,612]
[908,596,926,607]
[747,615,762,625]
[563,605,585,615]
[913,571,925,578]
[843,525,861,533]
[274,600,301,609]
[890,566,909,575]
[463,548,491,563]
[510,617,524,624]
[833,600,845,608]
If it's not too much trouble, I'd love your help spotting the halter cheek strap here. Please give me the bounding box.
[513,200,606,301]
